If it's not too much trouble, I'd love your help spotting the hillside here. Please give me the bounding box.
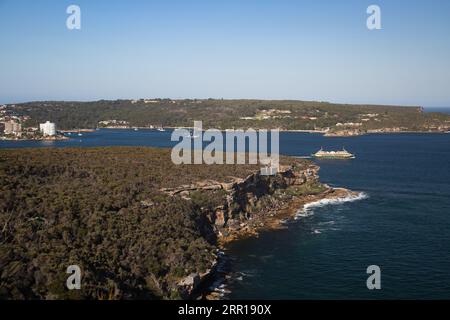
[6,99,450,134]
[0,147,328,299]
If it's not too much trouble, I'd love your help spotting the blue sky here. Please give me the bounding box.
[1,0,450,106]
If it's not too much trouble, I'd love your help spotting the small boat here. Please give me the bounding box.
[312,147,355,159]
[134,128,139,131]
[78,133,83,137]
[157,127,165,132]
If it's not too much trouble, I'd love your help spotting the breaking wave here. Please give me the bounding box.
[296,192,368,218]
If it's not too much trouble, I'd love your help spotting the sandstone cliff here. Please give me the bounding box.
[162,161,328,298]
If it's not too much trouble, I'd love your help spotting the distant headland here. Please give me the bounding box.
[1,99,449,138]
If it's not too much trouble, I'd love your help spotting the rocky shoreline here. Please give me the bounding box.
[203,187,362,300]
[0,135,69,141]
[166,162,363,300]
[324,128,449,137]
[218,186,359,245]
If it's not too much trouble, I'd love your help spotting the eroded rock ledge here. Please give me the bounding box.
[161,162,358,299]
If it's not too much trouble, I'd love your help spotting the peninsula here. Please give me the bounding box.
[0,147,358,300]
[2,99,449,137]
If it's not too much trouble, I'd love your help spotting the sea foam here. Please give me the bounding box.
[296,191,368,218]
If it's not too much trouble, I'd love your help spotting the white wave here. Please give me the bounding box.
[214,287,231,294]
[238,270,256,278]
[296,192,368,218]
[319,220,335,225]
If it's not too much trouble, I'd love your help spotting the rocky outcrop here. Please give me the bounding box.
[324,129,364,137]
[161,162,320,240]
[160,178,240,199]
[176,257,223,299]
[161,162,323,298]
[208,164,319,238]
[160,161,354,298]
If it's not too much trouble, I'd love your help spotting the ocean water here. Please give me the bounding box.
[1,128,450,299]
[228,132,450,299]
[424,107,450,114]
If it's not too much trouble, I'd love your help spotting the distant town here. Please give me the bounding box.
[0,104,64,140]
[0,102,167,140]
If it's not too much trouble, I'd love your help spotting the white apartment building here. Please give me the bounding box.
[39,121,56,136]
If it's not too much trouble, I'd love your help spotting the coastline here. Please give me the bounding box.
[59,129,96,133]
[57,126,448,137]
[202,185,365,300]
[164,161,366,300]
[217,186,361,246]
[324,130,449,137]
[0,135,69,141]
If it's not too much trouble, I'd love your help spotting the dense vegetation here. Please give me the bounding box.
[9,99,450,132]
[0,147,270,300]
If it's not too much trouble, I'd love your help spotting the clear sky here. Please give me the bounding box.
[1,0,450,106]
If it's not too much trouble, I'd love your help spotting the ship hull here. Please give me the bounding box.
[311,154,355,159]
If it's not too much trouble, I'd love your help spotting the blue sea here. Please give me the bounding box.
[425,107,450,114]
[227,132,450,299]
[1,114,450,299]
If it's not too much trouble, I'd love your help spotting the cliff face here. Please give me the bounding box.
[167,163,323,299]
[162,162,326,245]
[163,162,320,242]
[209,164,320,240]
[172,161,362,299]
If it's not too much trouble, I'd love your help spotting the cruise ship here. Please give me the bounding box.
[312,148,355,159]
